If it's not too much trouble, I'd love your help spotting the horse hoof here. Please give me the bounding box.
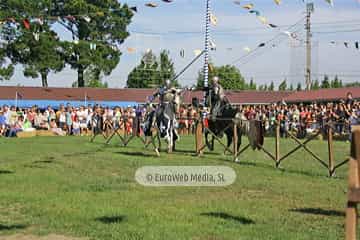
[155,148,160,157]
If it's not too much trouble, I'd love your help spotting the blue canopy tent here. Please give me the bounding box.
[0,99,139,109]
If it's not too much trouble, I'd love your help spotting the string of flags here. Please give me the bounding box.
[0,0,350,57]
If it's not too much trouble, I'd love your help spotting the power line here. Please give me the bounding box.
[229,17,306,65]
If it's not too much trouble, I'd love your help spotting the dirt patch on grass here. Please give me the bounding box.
[0,235,86,240]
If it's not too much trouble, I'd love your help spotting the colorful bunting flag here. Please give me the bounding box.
[268,23,278,28]
[127,47,136,53]
[194,49,202,56]
[180,49,185,58]
[243,47,251,52]
[257,16,268,24]
[130,7,138,12]
[243,4,254,10]
[210,13,218,26]
[145,2,158,8]
[249,10,260,16]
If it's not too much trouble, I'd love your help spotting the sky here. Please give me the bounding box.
[1,0,360,88]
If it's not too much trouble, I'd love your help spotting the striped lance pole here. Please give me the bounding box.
[203,0,211,106]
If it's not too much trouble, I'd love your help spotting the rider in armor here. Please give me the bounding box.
[151,79,178,137]
[211,76,227,121]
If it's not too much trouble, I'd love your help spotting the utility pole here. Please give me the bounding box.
[203,0,211,105]
[305,3,314,90]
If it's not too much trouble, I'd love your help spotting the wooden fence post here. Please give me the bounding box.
[233,123,238,162]
[327,127,335,177]
[275,122,280,168]
[346,127,360,240]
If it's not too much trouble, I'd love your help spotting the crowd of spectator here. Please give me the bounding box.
[0,92,358,139]
[238,92,359,138]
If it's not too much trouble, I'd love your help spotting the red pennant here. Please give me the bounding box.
[23,19,30,29]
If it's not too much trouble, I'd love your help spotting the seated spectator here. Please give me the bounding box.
[34,109,49,130]
[0,110,6,136]
[72,116,81,136]
[7,115,24,137]
[49,119,66,136]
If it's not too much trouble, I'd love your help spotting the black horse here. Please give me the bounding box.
[204,94,243,154]
[204,93,264,157]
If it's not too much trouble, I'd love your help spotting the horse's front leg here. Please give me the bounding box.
[167,122,173,153]
[225,132,233,155]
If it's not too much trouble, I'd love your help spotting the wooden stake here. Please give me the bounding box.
[327,127,334,177]
[233,124,238,162]
[346,128,360,240]
[275,122,280,167]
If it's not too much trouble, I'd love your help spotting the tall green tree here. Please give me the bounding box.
[331,75,342,88]
[321,75,330,89]
[196,65,246,90]
[0,0,62,85]
[127,50,177,88]
[248,78,257,90]
[72,66,108,88]
[51,0,134,87]
[278,79,287,91]
[311,79,320,90]
[288,84,294,91]
[268,81,275,91]
[296,82,302,91]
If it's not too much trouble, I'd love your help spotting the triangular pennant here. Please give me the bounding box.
[210,13,218,26]
[243,47,251,52]
[249,10,260,16]
[130,7,138,12]
[243,4,254,10]
[145,2,158,7]
[268,23,278,28]
[324,0,334,6]
[257,16,268,24]
[127,47,136,53]
[180,49,185,58]
[194,49,202,56]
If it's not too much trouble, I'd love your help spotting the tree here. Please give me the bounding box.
[288,84,294,91]
[331,75,341,88]
[126,50,177,88]
[311,79,320,90]
[196,65,246,90]
[296,83,302,91]
[278,79,287,91]
[0,1,64,85]
[159,50,178,86]
[268,81,274,91]
[321,75,330,89]
[51,1,134,87]
[345,82,360,87]
[72,66,108,88]
[248,78,257,90]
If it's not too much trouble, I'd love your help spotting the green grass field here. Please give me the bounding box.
[0,135,352,240]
